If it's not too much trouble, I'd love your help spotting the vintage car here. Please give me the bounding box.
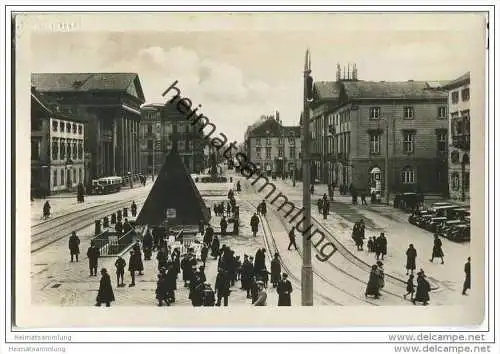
[422,216,448,233]
[447,207,471,221]
[394,192,422,212]
[437,219,466,235]
[430,204,461,218]
[408,210,434,226]
[446,223,471,242]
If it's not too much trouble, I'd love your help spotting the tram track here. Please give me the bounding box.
[31,197,147,254]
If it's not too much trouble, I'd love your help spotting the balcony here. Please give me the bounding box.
[452,135,470,151]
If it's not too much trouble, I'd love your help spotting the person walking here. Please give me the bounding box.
[128,250,136,287]
[201,244,209,266]
[462,257,471,295]
[132,242,144,275]
[403,274,415,301]
[317,198,323,214]
[130,201,137,217]
[203,224,214,245]
[259,200,267,217]
[405,244,417,275]
[114,256,126,287]
[211,235,220,259]
[365,265,381,299]
[287,226,298,250]
[155,273,169,307]
[86,241,100,276]
[95,268,115,307]
[241,255,253,299]
[270,253,281,288]
[253,281,267,306]
[42,201,51,219]
[413,270,431,305]
[429,234,444,264]
[68,231,80,262]
[220,216,228,237]
[142,229,153,261]
[250,213,260,237]
[215,268,231,306]
[277,273,293,306]
[322,197,329,220]
[377,233,387,260]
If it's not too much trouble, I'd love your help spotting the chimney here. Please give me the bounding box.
[348,63,351,80]
[276,111,280,123]
[352,63,358,81]
[336,63,341,81]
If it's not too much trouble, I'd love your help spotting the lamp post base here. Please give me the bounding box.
[301,265,314,306]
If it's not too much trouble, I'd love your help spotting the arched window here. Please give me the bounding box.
[462,153,470,165]
[51,138,59,160]
[451,172,460,191]
[401,166,416,184]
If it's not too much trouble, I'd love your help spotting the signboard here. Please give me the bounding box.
[166,208,176,219]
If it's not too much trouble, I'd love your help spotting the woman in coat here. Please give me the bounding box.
[155,274,169,307]
[405,244,417,275]
[96,268,115,307]
[68,232,80,262]
[413,270,431,305]
[132,243,144,275]
[430,234,444,264]
[270,253,281,288]
[211,236,220,259]
[365,265,381,299]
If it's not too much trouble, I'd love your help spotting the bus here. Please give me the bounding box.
[90,176,123,195]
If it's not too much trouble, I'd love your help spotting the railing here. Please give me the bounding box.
[92,228,139,257]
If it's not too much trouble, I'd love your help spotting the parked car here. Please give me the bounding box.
[423,216,448,233]
[408,210,434,226]
[437,219,467,235]
[447,223,471,242]
[430,204,461,218]
[394,192,420,212]
[447,207,471,221]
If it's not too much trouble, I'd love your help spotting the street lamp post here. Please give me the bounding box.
[301,48,314,306]
[381,114,396,205]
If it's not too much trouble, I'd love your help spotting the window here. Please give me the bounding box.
[290,147,296,158]
[401,166,416,184]
[52,120,58,132]
[451,172,460,190]
[60,169,65,185]
[51,139,59,160]
[278,137,284,145]
[66,142,71,159]
[73,170,76,183]
[288,137,295,144]
[452,91,459,104]
[31,138,40,160]
[72,124,77,134]
[369,107,381,120]
[78,142,83,159]
[403,131,415,153]
[437,131,447,153]
[461,88,470,101]
[72,141,77,159]
[79,168,82,183]
[59,122,64,131]
[147,140,153,150]
[438,106,447,119]
[403,106,414,120]
[463,171,470,192]
[265,147,272,159]
[147,124,153,134]
[53,170,58,187]
[66,123,71,133]
[78,125,82,135]
[266,138,271,145]
[369,133,381,154]
[255,138,261,145]
[60,139,66,159]
[278,147,284,157]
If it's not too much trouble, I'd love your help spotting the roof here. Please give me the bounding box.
[313,81,342,100]
[341,81,447,100]
[31,73,146,103]
[31,91,52,115]
[441,72,470,90]
[31,89,85,123]
[283,126,301,136]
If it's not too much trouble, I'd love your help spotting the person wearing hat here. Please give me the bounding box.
[270,253,281,288]
[277,273,293,306]
[413,269,431,305]
[287,227,298,251]
[376,260,385,290]
[429,234,444,264]
[86,240,100,277]
[462,257,471,295]
[95,268,115,307]
[68,231,81,262]
[405,244,417,276]
[250,213,260,237]
[365,264,381,299]
[203,224,214,246]
[241,255,254,298]
[215,268,231,306]
[128,250,136,287]
[253,280,267,306]
[114,256,126,287]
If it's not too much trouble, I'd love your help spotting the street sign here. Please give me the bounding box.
[166,208,176,219]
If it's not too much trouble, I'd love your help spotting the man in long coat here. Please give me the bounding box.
[365,265,381,299]
[68,231,80,262]
[462,257,471,295]
[211,235,220,259]
[215,269,231,306]
[270,253,281,288]
[142,230,153,261]
[130,201,137,217]
[277,273,293,306]
[86,241,100,276]
[413,270,431,305]
[250,213,260,237]
[287,227,298,250]
[132,242,144,275]
[128,250,137,287]
[240,255,253,298]
[203,224,214,245]
[429,234,444,264]
[95,268,115,307]
[405,244,417,275]
[220,216,228,237]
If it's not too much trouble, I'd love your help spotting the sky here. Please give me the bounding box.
[28,13,485,143]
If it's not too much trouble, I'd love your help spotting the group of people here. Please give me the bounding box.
[351,220,388,261]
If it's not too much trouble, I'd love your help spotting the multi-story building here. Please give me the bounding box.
[139,102,205,174]
[31,73,146,184]
[442,72,470,202]
[31,88,85,196]
[309,65,449,195]
[245,114,301,177]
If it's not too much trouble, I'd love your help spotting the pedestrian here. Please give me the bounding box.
[413,270,431,305]
[77,183,85,203]
[405,244,417,275]
[250,276,260,304]
[260,200,267,216]
[429,234,444,264]
[114,256,126,287]
[226,202,232,217]
[155,273,169,307]
[253,281,267,306]
[365,265,381,299]
[317,198,323,214]
[132,242,144,275]
[128,250,136,287]
[156,247,168,271]
[42,200,51,219]
[211,235,220,259]
[215,268,231,306]
[322,198,329,220]
[310,184,314,195]
[462,257,471,295]
[165,263,177,303]
[287,226,298,250]
[377,233,387,260]
[236,180,241,192]
[68,231,80,262]
[131,201,137,217]
[277,273,293,306]
[403,274,415,301]
[142,229,153,261]
[241,255,253,298]
[86,241,100,276]
[203,224,214,245]
[376,260,385,291]
[201,244,209,266]
[367,237,374,253]
[95,268,115,307]
[123,218,133,234]
[250,213,260,237]
[270,253,281,288]
[220,216,228,237]
[181,254,193,288]
[115,219,123,235]
[361,191,367,205]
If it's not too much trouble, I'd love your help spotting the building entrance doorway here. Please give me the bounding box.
[369,167,382,194]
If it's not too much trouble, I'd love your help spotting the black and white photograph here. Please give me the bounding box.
[3,7,496,350]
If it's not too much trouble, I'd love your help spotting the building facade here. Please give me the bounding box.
[31,89,85,196]
[245,114,302,177]
[309,66,449,195]
[31,73,146,186]
[442,72,470,202]
[139,102,205,174]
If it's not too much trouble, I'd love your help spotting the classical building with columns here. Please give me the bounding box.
[31,73,146,184]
